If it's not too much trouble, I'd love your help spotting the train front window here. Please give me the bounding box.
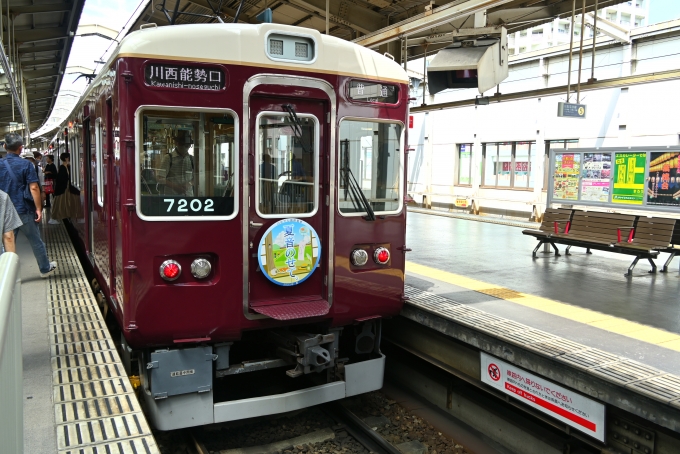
[338,120,403,215]
[138,109,237,219]
[256,113,318,217]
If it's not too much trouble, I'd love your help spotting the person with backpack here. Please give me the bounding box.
[0,133,56,277]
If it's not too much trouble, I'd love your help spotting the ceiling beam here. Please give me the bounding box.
[11,27,69,44]
[22,58,61,68]
[354,0,515,48]
[19,44,63,55]
[22,69,60,80]
[11,2,71,16]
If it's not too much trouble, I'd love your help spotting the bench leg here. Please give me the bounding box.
[586,248,592,254]
[550,242,560,257]
[626,257,640,277]
[662,252,676,273]
[648,258,657,274]
[532,241,543,258]
[565,245,572,256]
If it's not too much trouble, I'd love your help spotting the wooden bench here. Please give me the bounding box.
[524,210,676,276]
[522,208,574,257]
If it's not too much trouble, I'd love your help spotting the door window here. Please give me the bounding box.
[256,112,318,217]
[138,108,237,219]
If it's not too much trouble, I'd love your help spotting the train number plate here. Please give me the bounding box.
[170,369,195,378]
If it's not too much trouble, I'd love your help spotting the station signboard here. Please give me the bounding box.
[481,352,606,442]
[557,102,587,119]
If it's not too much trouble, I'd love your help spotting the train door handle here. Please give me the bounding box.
[249,221,263,228]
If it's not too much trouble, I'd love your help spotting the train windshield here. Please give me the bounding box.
[139,109,237,218]
[338,120,403,215]
[256,113,318,217]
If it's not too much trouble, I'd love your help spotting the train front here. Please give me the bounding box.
[115,23,409,429]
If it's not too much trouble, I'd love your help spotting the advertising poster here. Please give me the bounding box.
[481,353,605,442]
[612,152,646,205]
[553,153,580,200]
[581,153,612,202]
[647,152,680,207]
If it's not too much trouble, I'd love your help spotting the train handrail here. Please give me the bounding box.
[0,252,23,454]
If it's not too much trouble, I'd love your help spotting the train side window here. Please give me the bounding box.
[256,113,318,218]
[137,108,238,220]
[338,119,403,216]
[95,118,104,207]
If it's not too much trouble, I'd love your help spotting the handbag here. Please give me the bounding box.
[43,179,54,194]
[2,159,35,209]
[51,180,82,220]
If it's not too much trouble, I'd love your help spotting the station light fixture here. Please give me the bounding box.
[190,258,212,279]
[159,260,181,281]
[373,247,390,265]
[350,249,369,266]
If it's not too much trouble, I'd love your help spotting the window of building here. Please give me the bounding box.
[138,108,238,219]
[520,30,527,37]
[482,142,535,189]
[457,144,472,185]
[543,139,579,191]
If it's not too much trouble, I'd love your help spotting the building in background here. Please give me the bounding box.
[509,0,651,55]
[407,13,680,220]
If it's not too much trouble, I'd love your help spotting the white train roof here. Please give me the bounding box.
[117,23,408,84]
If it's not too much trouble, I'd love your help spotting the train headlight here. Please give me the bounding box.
[350,249,369,266]
[190,258,212,279]
[373,247,390,265]
[160,260,181,281]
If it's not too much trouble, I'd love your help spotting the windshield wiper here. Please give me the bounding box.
[341,166,376,221]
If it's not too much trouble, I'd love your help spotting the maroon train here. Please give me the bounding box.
[53,22,409,429]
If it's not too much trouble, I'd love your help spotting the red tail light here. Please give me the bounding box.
[160,260,181,281]
[374,247,390,265]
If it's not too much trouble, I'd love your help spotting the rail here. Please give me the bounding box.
[0,253,22,454]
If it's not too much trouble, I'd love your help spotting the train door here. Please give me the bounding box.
[247,97,328,319]
[93,115,111,291]
[83,118,95,261]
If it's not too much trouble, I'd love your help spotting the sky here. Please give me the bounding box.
[33,0,144,137]
[649,0,680,24]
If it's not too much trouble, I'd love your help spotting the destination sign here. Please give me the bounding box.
[349,81,398,104]
[145,64,226,91]
[557,102,586,118]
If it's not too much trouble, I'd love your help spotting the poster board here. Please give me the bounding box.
[547,147,680,213]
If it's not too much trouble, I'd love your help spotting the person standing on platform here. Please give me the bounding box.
[0,189,22,253]
[0,133,56,277]
[43,154,57,209]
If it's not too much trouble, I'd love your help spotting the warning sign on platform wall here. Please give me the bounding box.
[480,353,606,442]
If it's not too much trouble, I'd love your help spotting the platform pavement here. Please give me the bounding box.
[405,211,680,375]
[18,226,58,453]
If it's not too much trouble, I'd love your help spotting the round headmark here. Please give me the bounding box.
[257,219,321,287]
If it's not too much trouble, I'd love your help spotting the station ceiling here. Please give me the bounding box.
[2,0,85,134]
[128,0,629,61]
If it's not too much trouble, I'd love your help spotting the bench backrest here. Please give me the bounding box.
[670,219,680,246]
[568,211,636,243]
[630,217,676,249]
[539,208,573,232]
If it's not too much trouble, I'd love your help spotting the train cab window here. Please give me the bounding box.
[338,120,403,216]
[138,109,237,219]
[256,113,318,217]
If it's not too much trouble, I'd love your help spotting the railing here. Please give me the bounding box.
[0,253,22,454]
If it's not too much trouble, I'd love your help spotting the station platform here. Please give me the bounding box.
[405,211,680,375]
[20,221,159,454]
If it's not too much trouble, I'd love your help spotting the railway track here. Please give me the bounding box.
[178,392,471,454]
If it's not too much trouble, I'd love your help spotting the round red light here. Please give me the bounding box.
[374,247,390,265]
[163,263,180,279]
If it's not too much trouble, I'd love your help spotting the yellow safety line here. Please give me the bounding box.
[406,261,680,352]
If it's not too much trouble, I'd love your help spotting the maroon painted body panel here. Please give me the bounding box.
[66,56,409,349]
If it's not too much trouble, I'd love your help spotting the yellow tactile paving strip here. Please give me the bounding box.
[406,261,680,352]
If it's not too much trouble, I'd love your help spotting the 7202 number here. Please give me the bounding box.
[164,198,214,213]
